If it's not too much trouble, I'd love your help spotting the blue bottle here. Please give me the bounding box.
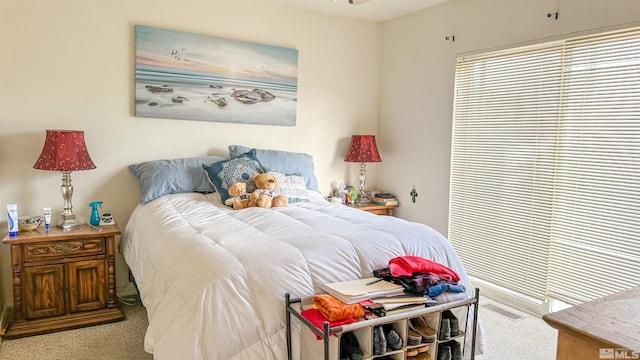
[89,201,103,226]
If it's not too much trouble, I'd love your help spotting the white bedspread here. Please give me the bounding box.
[121,192,486,360]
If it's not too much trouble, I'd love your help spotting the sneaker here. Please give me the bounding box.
[416,344,430,353]
[447,340,462,360]
[437,343,452,360]
[373,326,387,355]
[384,326,403,350]
[443,310,460,337]
[440,318,451,341]
[410,317,437,343]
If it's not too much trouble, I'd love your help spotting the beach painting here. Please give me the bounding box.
[135,25,298,126]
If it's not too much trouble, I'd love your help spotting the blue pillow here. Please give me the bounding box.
[228,145,319,191]
[269,172,310,203]
[203,149,264,204]
[129,156,228,204]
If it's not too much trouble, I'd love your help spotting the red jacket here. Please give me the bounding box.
[389,256,460,282]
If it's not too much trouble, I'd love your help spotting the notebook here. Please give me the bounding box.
[320,278,404,304]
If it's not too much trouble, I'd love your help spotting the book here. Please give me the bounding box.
[321,278,405,304]
[372,198,399,206]
[374,193,396,199]
[360,299,427,316]
[373,295,436,305]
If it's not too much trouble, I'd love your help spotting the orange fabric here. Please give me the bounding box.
[312,294,365,321]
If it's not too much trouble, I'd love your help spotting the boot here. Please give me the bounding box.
[443,310,460,337]
[440,318,451,341]
[448,340,462,360]
[437,343,452,360]
[340,332,363,360]
[373,326,387,355]
[384,325,403,350]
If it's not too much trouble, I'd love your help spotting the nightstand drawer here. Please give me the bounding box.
[23,238,105,263]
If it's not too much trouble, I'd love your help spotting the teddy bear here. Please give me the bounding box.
[249,173,289,208]
[224,182,252,210]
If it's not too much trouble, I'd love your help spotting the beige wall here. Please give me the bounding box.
[3,0,640,308]
[379,0,640,235]
[0,0,382,304]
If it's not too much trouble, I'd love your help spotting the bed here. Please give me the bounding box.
[121,146,486,360]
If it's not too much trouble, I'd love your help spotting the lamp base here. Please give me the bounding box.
[58,214,82,230]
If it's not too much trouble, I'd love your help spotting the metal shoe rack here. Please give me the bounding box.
[285,288,479,360]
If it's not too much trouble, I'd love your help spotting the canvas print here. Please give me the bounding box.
[135,25,298,126]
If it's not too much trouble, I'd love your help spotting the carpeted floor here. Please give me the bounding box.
[0,295,557,359]
[0,302,152,360]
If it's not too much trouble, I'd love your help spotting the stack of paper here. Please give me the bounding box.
[373,295,437,311]
[320,278,405,304]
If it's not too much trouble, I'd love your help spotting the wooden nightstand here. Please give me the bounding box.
[2,224,124,338]
[351,203,398,216]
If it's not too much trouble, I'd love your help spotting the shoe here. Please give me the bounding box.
[407,348,418,356]
[417,344,430,353]
[408,352,431,360]
[440,318,451,341]
[373,326,387,355]
[443,310,460,337]
[340,332,363,360]
[384,326,403,350]
[437,343,452,360]
[447,340,462,360]
[410,317,437,343]
[407,329,422,346]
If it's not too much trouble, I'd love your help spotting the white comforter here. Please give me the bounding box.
[121,192,485,360]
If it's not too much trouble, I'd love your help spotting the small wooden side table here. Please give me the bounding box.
[2,224,125,338]
[350,203,398,216]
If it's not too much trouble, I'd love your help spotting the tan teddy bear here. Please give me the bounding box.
[249,173,289,208]
[224,182,251,210]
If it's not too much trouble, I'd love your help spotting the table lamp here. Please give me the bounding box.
[33,130,96,229]
[344,135,381,205]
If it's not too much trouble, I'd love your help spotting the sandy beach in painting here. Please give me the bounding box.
[135,71,297,126]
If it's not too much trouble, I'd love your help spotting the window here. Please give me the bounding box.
[450,26,640,313]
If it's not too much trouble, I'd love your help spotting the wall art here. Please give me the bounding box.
[135,25,298,126]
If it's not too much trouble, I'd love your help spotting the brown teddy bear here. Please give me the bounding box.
[224,182,251,210]
[249,173,289,208]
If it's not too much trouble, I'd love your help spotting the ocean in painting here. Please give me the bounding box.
[135,25,298,126]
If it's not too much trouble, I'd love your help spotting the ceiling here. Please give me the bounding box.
[258,0,450,22]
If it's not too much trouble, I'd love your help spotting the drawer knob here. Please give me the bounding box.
[53,243,81,254]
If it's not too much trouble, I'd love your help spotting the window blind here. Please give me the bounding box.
[547,29,640,304]
[450,26,640,311]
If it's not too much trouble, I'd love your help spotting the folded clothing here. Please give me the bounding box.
[389,256,460,281]
[313,294,365,321]
[301,308,359,340]
[427,283,466,298]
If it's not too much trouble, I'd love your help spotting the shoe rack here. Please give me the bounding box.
[285,288,479,360]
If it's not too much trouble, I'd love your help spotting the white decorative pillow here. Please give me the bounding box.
[269,171,310,203]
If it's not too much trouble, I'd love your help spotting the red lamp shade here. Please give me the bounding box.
[344,135,381,163]
[33,130,96,171]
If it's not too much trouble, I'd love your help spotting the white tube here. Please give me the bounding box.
[7,204,18,237]
[43,207,52,231]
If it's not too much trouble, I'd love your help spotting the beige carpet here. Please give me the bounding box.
[0,296,557,359]
[0,303,152,360]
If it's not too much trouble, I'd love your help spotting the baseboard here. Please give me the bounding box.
[470,278,543,316]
